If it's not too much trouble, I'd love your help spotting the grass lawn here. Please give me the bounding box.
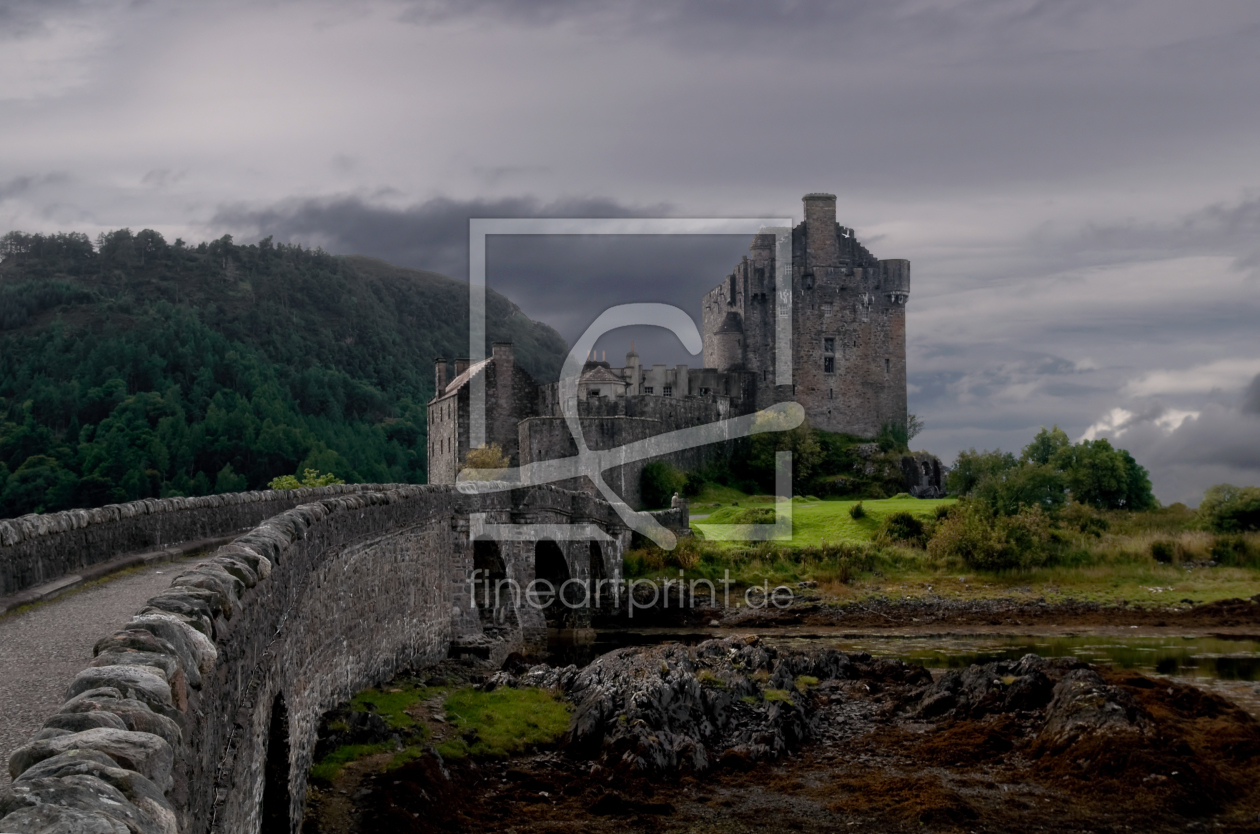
[693,494,955,548]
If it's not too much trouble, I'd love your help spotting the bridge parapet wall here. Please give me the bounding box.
[0,484,400,599]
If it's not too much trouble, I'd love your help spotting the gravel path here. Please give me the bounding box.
[0,558,201,789]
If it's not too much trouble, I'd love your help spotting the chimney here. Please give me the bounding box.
[454,357,469,377]
[434,358,447,393]
[492,342,514,379]
[802,192,840,269]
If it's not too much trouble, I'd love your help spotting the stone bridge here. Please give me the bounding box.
[0,483,675,833]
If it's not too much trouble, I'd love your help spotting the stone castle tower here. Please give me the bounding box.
[701,193,909,437]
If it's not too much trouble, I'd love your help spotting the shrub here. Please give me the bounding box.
[849,501,866,520]
[875,421,909,452]
[1150,539,1178,564]
[268,468,344,490]
[460,443,509,478]
[1056,501,1110,537]
[927,501,1051,571]
[641,461,687,509]
[1210,534,1258,567]
[876,511,928,548]
[1198,484,1260,533]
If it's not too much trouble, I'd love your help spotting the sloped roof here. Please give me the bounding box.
[443,357,492,395]
[579,366,628,386]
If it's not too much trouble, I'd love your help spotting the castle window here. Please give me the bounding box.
[663,386,673,397]
[829,388,833,399]
[885,358,890,376]
[823,337,834,354]
[822,303,832,315]
[824,357,834,373]
[589,388,600,397]
[644,386,653,395]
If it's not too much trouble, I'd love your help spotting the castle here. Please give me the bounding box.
[428,193,914,503]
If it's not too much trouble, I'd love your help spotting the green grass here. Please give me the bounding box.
[762,688,793,703]
[693,496,954,547]
[349,686,428,730]
[308,684,572,782]
[435,687,571,760]
[310,742,394,782]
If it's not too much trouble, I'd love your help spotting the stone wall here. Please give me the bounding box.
[0,485,394,600]
[519,414,731,510]
[0,484,635,834]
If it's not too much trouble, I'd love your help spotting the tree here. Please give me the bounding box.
[746,410,821,490]
[0,455,78,516]
[1052,438,1129,509]
[946,448,1017,496]
[907,413,925,443]
[1021,425,1071,465]
[640,461,687,509]
[214,463,248,494]
[972,462,1067,515]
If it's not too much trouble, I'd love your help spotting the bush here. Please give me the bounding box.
[875,421,909,453]
[927,501,1051,571]
[460,443,509,478]
[268,468,345,490]
[641,461,687,509]
[1056,501,1110,537]
[1150,539,1178,564]
[849,501,866,520]
[1198,484,1260,533]
[876,511,928,548]
[1210,534,1258,568]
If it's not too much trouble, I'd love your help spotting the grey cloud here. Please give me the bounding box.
[1040,194,1260,277]
[1242,374,1260,416]
[0,0,85,39]
[0,176,37,201]
[0,172,69,202]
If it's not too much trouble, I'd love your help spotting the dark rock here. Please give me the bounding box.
[1039,668,1150,747]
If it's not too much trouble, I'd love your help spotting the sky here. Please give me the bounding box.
[2,0,1259,505]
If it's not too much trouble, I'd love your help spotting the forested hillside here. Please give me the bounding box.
[0,229,569,517]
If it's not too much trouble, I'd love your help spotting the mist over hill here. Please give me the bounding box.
[0,229,569,517]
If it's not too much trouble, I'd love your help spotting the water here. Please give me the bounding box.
[572,628,1260,682]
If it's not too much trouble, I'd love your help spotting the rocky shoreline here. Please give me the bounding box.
[600,588,1260,631]
[304,635,1260,833]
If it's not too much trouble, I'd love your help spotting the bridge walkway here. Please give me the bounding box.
[0,553,207,790]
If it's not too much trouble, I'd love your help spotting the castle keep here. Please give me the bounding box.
[700,192,909,436]
[429,193,912,502]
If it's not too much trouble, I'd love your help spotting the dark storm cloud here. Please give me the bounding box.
[211,194,756,363]
[212,194,671,279]
[1106,399,1260,504]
